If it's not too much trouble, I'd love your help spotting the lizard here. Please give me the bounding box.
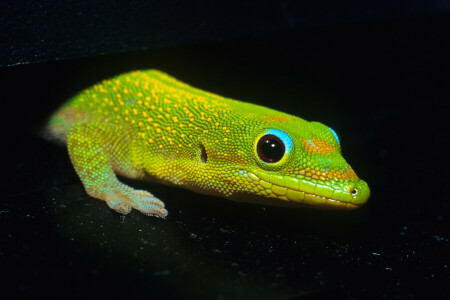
[44,70,370,218]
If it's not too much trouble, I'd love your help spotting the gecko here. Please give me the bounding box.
[44,70,370,218]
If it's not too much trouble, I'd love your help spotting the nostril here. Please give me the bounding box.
[351,188,358,196]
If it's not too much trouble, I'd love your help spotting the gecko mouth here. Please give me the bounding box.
[247,170,366,210]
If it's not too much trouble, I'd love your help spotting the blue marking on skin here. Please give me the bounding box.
[125,98,137,104]
[317,157,330,171]
[265,129,293,154]
[238,170,248,178]
[307,139,318,149]
[329,127,340,144]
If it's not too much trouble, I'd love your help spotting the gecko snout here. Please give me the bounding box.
[349,180,370,206]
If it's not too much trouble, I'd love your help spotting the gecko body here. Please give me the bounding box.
[45,70,369,218]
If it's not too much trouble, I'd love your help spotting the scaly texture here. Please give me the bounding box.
[45,70,370,218]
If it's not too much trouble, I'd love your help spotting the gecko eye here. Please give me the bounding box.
[257,134,285,163]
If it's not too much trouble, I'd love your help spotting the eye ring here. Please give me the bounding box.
[257,134,286,163]
[329,127,340,145]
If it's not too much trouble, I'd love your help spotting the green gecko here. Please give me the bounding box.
[44,70,369,218]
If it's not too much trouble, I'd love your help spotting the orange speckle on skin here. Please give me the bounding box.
[264,115,292,122]
[302,138,336,155]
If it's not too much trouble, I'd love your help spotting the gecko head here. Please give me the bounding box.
[217,118,370,209]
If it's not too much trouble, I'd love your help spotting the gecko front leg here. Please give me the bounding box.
[66,122,168,218]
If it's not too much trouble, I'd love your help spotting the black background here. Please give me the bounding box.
[1,2,449,299]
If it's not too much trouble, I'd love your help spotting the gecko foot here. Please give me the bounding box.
[89,183,168,218]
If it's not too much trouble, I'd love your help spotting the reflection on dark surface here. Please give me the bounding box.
[1,15,449,299]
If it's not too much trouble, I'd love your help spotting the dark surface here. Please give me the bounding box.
[2,0,450,66]
[1,15,449,299]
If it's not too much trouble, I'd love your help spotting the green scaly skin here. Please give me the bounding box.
[45,70,369,218]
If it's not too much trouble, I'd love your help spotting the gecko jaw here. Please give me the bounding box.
[246,170,366,210]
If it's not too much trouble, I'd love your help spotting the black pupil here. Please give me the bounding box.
[257,134,285,163]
